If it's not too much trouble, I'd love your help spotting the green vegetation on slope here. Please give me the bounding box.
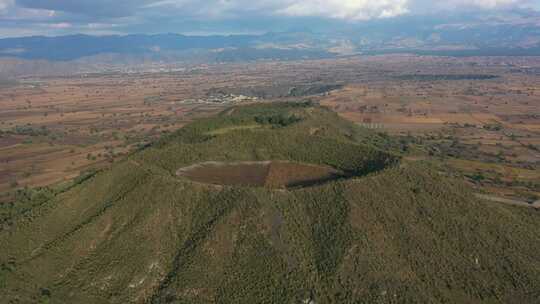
[1,102,539,304]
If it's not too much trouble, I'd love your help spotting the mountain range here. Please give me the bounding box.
[1,11,540,64]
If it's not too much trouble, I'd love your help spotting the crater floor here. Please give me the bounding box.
[176,161,348,188]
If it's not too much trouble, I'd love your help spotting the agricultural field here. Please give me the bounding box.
[0,59,356,196]
[1,55,539,203]
[318,56,540,201]
[0,71,236,195]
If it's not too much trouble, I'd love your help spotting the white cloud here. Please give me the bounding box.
[459,0,524,8]
[469,0,522,7]
[47,22,72,29]
[278,0,409,20]
[413,0,534,11]
[143,0,411,20]
[0,0,13,12]
[141,0,534,21]
[5,0,537,23]
[0,0,537,38]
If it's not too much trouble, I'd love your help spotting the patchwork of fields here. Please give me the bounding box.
[1,55,539,202]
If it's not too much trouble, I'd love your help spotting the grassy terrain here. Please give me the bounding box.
[1,102,539,303]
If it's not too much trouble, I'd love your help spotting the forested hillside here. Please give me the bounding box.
[1,103,539,303]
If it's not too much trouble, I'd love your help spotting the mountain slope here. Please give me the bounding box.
[1,102,539,303]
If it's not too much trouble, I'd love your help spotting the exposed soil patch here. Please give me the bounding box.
[177,161,347,188]
[265,161,345,188]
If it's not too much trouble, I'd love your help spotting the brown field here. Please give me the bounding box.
[177,161,344,188]
[1,55,539,200]
[0,69,253,193]
[317,56,540,200]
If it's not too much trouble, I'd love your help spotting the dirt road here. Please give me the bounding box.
[475,194,540,209]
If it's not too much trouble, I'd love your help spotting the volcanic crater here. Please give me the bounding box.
[176,161,350,188]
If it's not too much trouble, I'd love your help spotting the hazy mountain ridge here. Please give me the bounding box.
[0,12,539,78]
[0,12,539,64]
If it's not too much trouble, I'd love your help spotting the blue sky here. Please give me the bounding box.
[0,0,538,37]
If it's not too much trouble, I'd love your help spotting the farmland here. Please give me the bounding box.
[319,57,540,200]
[0,55,539,202]
[0,71,232,194]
